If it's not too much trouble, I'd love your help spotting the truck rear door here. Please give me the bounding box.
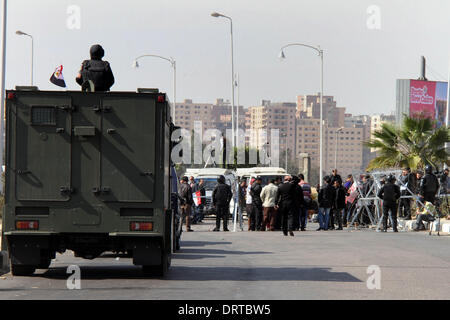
[14,95,72,201]
[99,96,156,202]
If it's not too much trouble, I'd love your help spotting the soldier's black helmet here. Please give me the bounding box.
[90,44,105,60]
[425,164,433,174]
[217,175,225,183]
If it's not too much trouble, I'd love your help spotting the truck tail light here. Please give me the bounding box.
[130,222,153,231]
[16,220,39,230]
[7,92,15,100]
[157,94,165,103]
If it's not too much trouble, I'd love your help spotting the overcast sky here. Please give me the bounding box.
[2,0,450,115]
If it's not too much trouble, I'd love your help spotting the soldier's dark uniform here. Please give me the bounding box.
[76,44,115,92]
[397,169,416,219]
[276,180,298,236]
[420,165,439,204]
[291,176,304,231]
[377,176,401,232]
[250,179,263,231]
[212,176,233,231]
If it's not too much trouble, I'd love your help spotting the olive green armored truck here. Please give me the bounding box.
[2,88,179,276]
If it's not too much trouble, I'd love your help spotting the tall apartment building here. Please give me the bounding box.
[323,126,364,177]
[296,118,365,178]
[248,101,297,157]
[370,114,396,152]
[296,118,321,166]
[174,99,214,133]
[174,99,244,135]
[297,94,345,127]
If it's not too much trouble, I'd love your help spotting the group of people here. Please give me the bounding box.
[239,174,312,236]
[178,165,448,234]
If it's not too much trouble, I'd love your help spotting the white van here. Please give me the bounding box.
[236,167,287,186]
[184,168,236,216]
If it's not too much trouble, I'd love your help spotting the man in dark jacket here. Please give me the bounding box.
[298,174,311,231]
[397,167,416,220]
[212,175,233,231]
[333,180,347,230]
[420,165,439,204]
[318,176,335,231]
[330,169,343,186]
[275,176,297,236]
[250,177,263,231]
[178,176,194,232]
[76,44,115,92]
[291,176,304,231]
[377,175,401,232]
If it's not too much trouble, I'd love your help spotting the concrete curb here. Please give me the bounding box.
[398,218,450,233]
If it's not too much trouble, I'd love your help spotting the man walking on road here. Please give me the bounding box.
[179,176,194,232]
[212,175,233,232]
[260,179,279,231]
[250,177,263,231]
[377,175,401,232]
[275,176,297,236]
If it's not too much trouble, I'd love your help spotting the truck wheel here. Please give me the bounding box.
[176,237,181,251]
[11,264,36,276]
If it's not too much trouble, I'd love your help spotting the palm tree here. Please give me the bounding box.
[365,115,450,171]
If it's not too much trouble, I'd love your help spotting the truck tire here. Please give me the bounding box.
[11,263,36,276]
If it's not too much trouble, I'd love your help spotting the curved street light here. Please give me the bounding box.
[16,30,33,85]
[132,54,176,121]
[211,11,236,152]
[279,43,324,185]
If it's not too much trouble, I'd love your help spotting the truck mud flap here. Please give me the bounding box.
[132,241,162,266]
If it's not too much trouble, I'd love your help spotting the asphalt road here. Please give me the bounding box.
[0,220,449,300]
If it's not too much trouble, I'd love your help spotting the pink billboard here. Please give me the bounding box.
[409,80,436,119]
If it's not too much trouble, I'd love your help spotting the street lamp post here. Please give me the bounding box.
[0,0,7,198]
[16,30,33,86]
[282,133,288,171]
[211,12,236,153]
[132,54,176,120]
[334,127,344,170]
[279,43,324,185]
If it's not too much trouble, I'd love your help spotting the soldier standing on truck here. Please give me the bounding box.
[212,175,233,232]
[76,44,115,92]
[179,176,194,232]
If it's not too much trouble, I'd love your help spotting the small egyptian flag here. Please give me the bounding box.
[50,65,66,88]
